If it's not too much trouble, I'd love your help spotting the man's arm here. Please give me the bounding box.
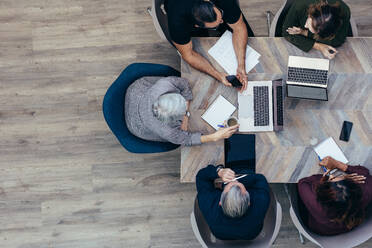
[196,164,219,193]
[174,41,231,87]
[228,14,248,89]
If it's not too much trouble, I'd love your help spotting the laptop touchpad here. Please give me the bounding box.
[239,95,253,118]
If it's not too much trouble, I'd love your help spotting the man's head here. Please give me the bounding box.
[220,181,250,218]
[192,0,224,29]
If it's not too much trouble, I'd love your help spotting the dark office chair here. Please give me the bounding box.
[285,184,372,248]
[102,63,180,153]
[190,187,282,248]
[267,0,358,37]
[147,0,174,47]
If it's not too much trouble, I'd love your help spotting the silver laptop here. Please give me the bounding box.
[287,56,329,101]
[238,79,284,132]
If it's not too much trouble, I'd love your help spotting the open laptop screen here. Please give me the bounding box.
[287,84,328,101]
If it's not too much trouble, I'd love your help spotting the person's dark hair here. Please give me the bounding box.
[316,177,364,230]
[308,1,342,40]
[192,0,217,28]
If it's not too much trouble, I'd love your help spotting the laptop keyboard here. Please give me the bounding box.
[276,86,283,125]
[287,67,328,85]
[253,86,270,126]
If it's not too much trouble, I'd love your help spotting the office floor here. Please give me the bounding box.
[0,0,371,247]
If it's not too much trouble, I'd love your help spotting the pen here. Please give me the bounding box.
[318,155,337,175]
[318,156,327,172]
[217,124,225,128]
[224,174,248,184]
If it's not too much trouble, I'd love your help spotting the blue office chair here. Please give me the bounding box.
[102,63,181,153]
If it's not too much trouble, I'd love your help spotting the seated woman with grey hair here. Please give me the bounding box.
[196,165,270,240]
[125,76,238,146]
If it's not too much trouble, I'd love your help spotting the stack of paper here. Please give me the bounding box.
[201,95,236,130]
[314,137,349,163]
[208,31,261,75]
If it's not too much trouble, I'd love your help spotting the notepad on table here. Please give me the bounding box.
[208,30,261,75]
[314,137,348,163]
[201,95,236,130]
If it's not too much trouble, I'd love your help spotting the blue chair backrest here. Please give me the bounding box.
[102,63,180,153]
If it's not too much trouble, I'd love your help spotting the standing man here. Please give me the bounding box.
[165,0,255,90]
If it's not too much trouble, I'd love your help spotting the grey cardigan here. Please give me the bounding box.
[124,76,202,146]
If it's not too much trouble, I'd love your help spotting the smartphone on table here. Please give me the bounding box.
[339,121,353,142]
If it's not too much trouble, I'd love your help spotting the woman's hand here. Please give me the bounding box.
[344,173,366,184]
[286,26,307,36]
[212,124,239,141]
[319,156,339,171]
[314,42,337,59]
[319,156,348,173]
[218,168,235,182]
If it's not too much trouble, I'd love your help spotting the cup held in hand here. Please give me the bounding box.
[227,116,238,127]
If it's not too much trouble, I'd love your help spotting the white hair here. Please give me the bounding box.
[152,93,187,125]
[220,185,250,218]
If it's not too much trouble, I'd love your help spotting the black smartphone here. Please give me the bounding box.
[226,75,243,88]
[339,121,353,142]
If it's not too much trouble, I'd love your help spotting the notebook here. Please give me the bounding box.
[208,31,261,75]
[224,134,255,172]
[314,137,348,163]
[201,95,236,130]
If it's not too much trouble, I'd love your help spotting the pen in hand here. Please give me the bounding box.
[318,156,327,172]
[318,155,337,175]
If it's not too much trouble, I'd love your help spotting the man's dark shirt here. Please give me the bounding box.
[196,165,270,240]
[165,0,241,45]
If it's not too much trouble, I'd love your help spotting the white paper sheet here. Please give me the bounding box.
[208,31,261,75]
[201,95,236,130]
[314,137,348,163]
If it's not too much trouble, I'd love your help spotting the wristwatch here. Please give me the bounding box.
[216,165,224,174]
[186,111,190,117]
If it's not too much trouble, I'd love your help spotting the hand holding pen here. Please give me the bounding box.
[223,174,248,184]
[318,156,337,176]
[217,168,235,182]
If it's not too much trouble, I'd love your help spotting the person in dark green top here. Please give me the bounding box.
[282,0,350,60]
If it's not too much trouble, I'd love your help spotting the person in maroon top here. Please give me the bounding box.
[298,156,372,235]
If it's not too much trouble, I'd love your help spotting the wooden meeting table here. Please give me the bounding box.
[180,37,372,183]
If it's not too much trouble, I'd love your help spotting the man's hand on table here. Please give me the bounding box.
[218,68,248,92]
[218,72,232,87]
[236,64,248,92]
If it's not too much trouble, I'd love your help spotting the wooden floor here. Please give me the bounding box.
[0,0,371,247]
